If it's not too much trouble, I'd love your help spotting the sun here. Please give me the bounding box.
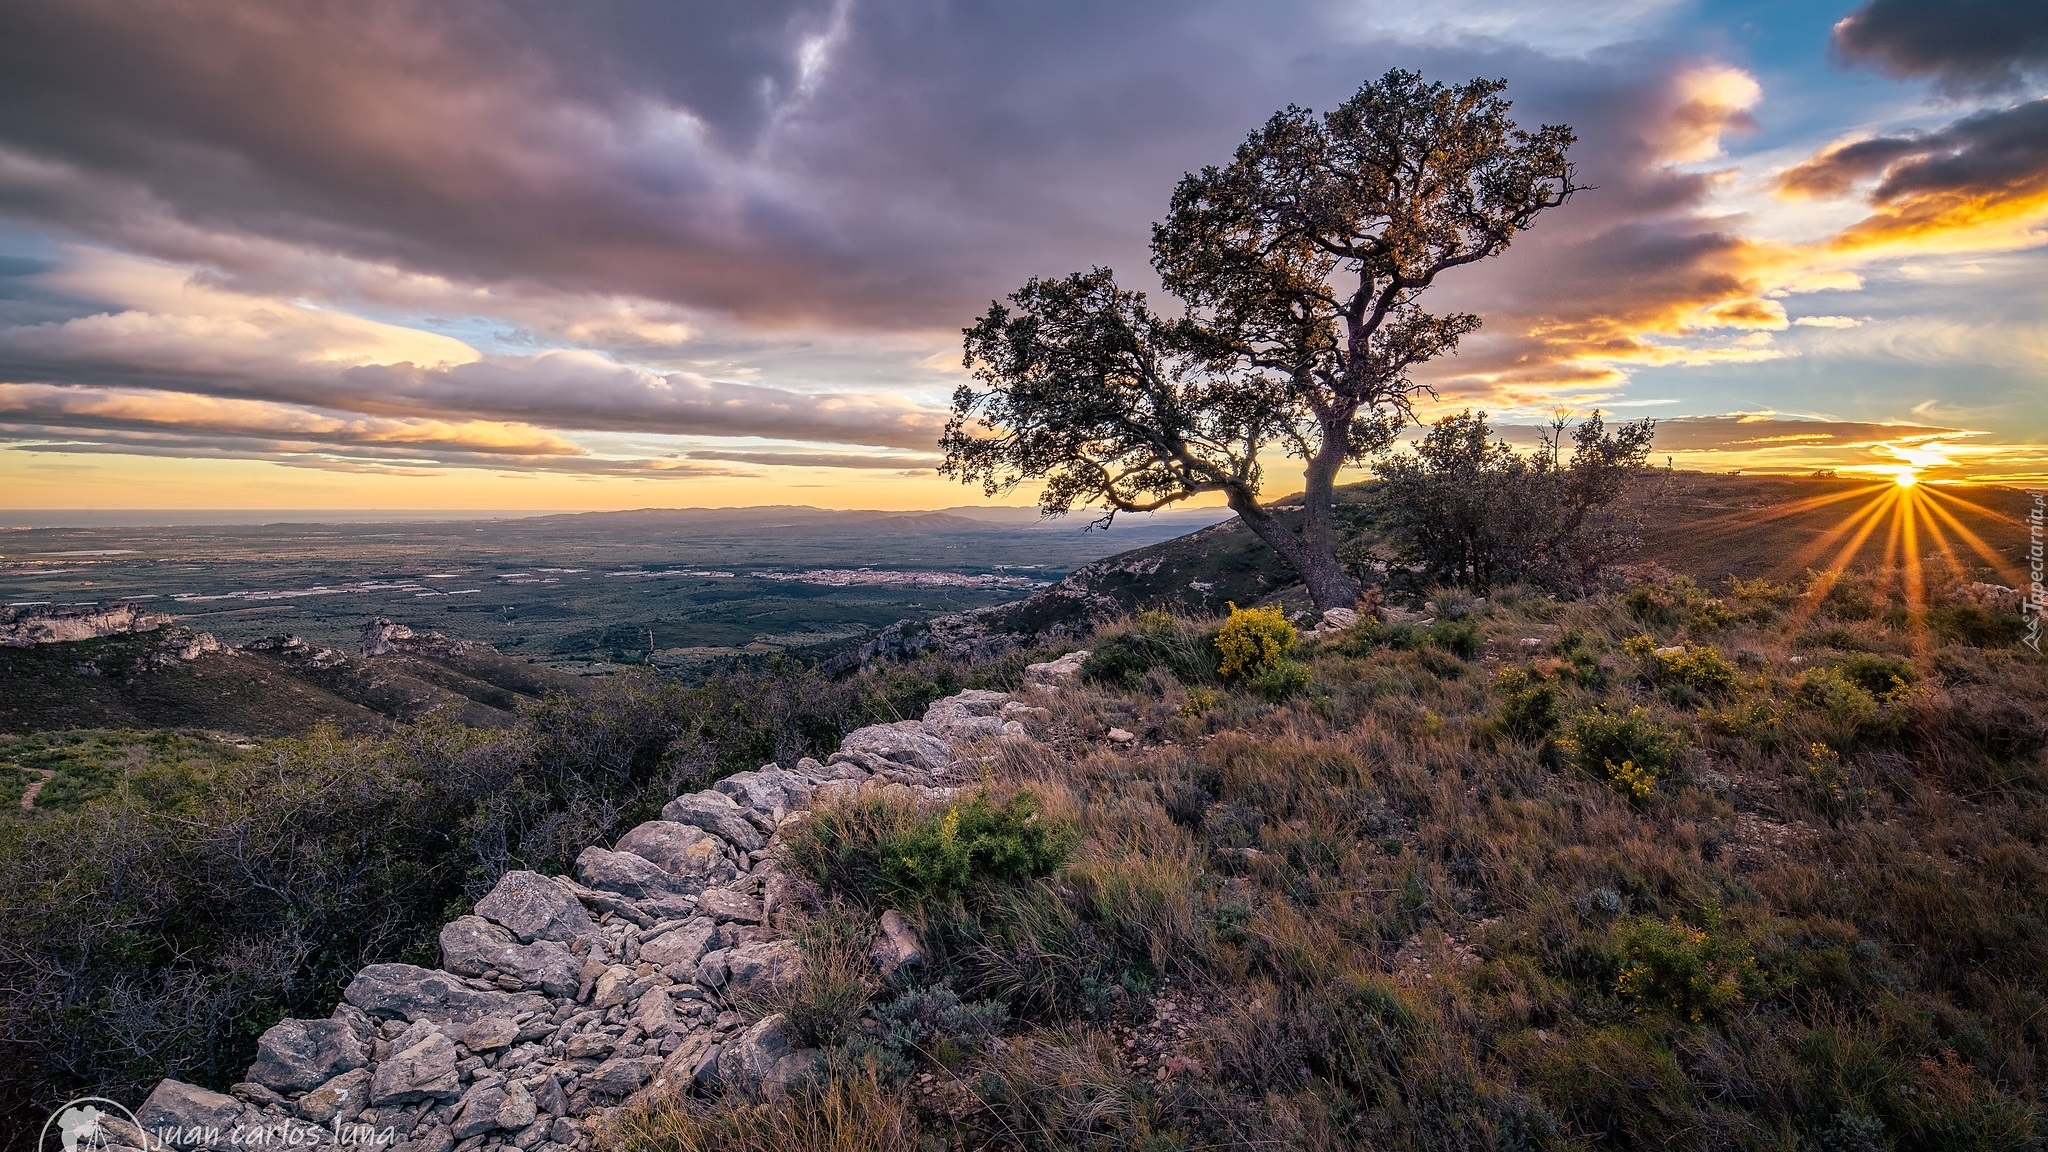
[1893,468,1919,488]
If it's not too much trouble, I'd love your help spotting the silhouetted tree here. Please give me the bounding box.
[942,70,1579,610]
[1375,409,1657,592]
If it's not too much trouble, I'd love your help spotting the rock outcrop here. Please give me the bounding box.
[0,601,171,647]
[137,655,1088,1152]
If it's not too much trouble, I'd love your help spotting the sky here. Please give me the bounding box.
[0,0,2044,511]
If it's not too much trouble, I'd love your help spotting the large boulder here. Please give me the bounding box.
[574,847,700,917]
[248,1018,367,1093]
[614,821,740,885]
[343,963,549,1026]
[716,1014,819,1097]
[369,1022,461,1106]
[661,791,766,853]
[473,870,597,945]
[138,1080,256,1150]
[837,722,953,774]
[713,769,813,821]
[922,690,1014,739]
[438,916,580,998]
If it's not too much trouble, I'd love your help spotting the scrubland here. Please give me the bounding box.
[3,558,2043,1151]
[627,564,2047,1151]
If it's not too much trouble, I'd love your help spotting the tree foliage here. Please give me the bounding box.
[1374,409,1657,592]
[943,70,1578,609]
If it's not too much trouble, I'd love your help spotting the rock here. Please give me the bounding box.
[720,940,801,1001]
[474,871,598,945]
[614,821,739,886]
[439,918,582,999]
[694,887,762,924]
[229,1081,286,1108]
[870,910,924,977]
[345,964,550,1026]
[637,918,718,970]
[591,964,637,1009]
[393,1125,453,1152]
[716,1014,818,1097]
[451,1080,535,1139]
[296,1068,371,1126]
[139,1080,253,1150]
[1317,607,1359,631]
[575,846,705,911]
[714,769,813,821]
[1105,727,1136,744]
[633,986,679,1035]
[1024,650,1088,686]
[459,1015,521,1052]
[661,792,767,854]
[531,1076,569,1118]
[922,690,1014,738]
[563,1032,615,1059]
[837,722,953,774]
[370,1022,461,1105]
[249,1018,367,1092]
[583,1055,662,1097]
[791,756,868,783]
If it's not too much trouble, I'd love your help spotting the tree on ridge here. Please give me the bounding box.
[942,69,1580,610]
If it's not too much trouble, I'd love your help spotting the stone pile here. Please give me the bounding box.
[131,652,1088,1152]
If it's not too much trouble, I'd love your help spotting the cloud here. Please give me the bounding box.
[1779,98,2048,253]
[1832,0,2048,95]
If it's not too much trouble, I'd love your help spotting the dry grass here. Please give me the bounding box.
[634,563,2048,1150]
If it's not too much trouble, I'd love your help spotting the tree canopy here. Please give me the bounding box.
[943,70,1580,610]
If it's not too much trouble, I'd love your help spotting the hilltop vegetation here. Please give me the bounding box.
[626,562,2046,1151]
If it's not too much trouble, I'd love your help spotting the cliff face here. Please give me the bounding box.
[0,601,171,647]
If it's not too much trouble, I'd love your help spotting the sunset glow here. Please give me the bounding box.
[0,2,2043,510]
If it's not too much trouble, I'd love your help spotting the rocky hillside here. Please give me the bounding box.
[119,654,1090,1152]
[0,617,584,735]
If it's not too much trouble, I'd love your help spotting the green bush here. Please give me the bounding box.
[1613,915,1757,1023]
[782,789,1076,911]
[1082,610,1219,688]
[1558,706,1683,797]
[1836,652,1915,697]
[1495,667,1562,740]
[1243,658,1314,702]
[847,985,1008,1074]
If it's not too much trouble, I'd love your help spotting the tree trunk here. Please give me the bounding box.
[1227,466,1363,614]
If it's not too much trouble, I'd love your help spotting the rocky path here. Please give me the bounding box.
[120,650,1090,1152]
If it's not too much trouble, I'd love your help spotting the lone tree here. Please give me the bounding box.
[942,70,1579,611]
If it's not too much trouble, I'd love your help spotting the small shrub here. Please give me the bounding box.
[1243,658,1315,701]
[1657,644,1737,697]
[1426,618,1481,659]
[1178,686,1218,716]
[1613,916,1756,1023]
[1558,706,1683,793]
[782,788,1076,911]
[1083,610,1218,688]
[1835,652,1915,697]
[847,985,1008,1074]
[1215,603,1295,679]
[1495,667,1562,740]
